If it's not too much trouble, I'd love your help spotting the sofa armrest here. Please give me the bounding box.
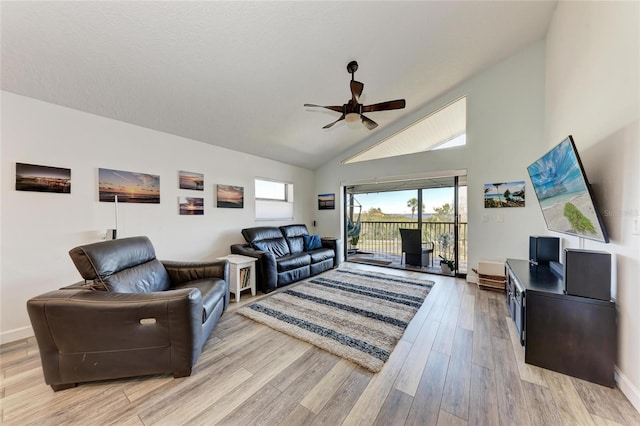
[27,288,203,388]
[162,260,229,286]
[230,244,277,292]
[321,237,343,267]
[230,243,261,258]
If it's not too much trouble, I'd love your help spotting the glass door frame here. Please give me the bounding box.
[343,174,467,277]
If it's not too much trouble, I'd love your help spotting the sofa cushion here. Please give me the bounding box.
[174,278,227,323]
[253,238,290,257]
[280,224,310,254]
[278,266,310,286]
[101,258,171,293]
[277,253,311,272]
[286,236,305,254]
[303,235,323,251]
[308,247,334,264]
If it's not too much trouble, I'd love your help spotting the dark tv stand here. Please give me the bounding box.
[505,259,616,387]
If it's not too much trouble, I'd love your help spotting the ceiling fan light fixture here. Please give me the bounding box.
[345,112,360,123]
[304,60,405,130]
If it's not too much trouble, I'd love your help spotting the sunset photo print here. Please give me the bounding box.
[216,184,243,208]
[98,168,160,203]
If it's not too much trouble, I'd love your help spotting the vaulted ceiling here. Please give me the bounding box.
[1,1,557,169]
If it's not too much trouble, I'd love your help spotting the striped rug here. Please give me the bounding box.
[236,268,434,372]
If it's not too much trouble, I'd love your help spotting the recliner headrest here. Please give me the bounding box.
[69,236,157,280]
[280,224,309,238]
[241,227,284,243]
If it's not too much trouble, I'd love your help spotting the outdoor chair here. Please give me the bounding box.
[399,228,434,267]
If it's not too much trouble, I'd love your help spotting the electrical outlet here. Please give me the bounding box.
[633,217,640,235]
[496,214,504,223]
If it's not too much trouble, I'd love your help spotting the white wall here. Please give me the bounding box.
[315,41,548,276]
[545,1,640,411]
[0,91,314,343]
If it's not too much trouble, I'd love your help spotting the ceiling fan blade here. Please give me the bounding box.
[304,104,344,113]
[323,114,345,129]
[350,80,364,102]
[361,99,406,113]
[361,115,378,130]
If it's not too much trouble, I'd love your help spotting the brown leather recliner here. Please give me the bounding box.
[27,236,230,391]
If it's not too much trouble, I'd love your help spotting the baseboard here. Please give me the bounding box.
[615,367,640,414]
[0,325,33,345]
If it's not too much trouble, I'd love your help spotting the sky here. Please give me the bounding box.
[98,168,160,194]
[16,163,70,179]
[353,188,455,215]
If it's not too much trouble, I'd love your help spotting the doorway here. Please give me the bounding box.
[344,175,467,276]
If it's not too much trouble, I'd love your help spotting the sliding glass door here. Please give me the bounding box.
[344,175,467,276]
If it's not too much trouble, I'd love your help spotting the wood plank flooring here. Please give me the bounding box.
[1,263,639,425]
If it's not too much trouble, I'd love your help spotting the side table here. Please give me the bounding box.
[217,254,257,302]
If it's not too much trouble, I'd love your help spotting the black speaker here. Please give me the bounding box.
[564,249,611,301]
[529,236,559,265]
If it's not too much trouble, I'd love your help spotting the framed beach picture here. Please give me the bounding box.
[15,162,71,193]
[98,168,160,203]
[484,181,525,208]
[318,193,335,210]
[179,197,204,215]
[217,184,244,208]
[179,170,204,190]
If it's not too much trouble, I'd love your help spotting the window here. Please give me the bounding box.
[255,178,294,220]
[255,178,288,201]
[342,95,467,164]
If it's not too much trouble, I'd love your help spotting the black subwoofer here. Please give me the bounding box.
[564,249,611,301]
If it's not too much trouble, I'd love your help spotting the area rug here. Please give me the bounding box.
[236,268,434,372]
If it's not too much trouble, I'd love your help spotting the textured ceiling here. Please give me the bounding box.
[1,1,557,169]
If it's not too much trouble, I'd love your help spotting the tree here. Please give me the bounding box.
[429,203,454,222]
[368,207,383,215]
[492,183,506,206]
[407,198,424,219]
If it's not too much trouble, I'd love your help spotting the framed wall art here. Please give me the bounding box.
[318,193,335,210]
[179,170,204,190]
[179,197,204,215]
[217,184,244,208]
[484,181,525,208]
[99,168,160,203]
[16,162,71,193]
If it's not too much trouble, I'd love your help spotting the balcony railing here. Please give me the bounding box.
[350,221,467,265]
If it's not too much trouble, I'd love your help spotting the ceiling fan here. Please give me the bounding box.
[304,60,406,130]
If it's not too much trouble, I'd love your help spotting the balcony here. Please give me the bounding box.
[346,220,468,275]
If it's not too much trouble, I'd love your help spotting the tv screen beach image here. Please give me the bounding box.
[527,138,606,242]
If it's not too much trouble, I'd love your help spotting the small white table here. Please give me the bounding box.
[217,254,257,302]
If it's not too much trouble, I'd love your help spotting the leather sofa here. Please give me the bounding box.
[230,224,342,293]
[27,236,230,391]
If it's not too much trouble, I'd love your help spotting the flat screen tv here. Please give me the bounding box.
[527,135,609,243]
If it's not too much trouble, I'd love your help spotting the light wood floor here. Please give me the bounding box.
[1,263,639,425]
